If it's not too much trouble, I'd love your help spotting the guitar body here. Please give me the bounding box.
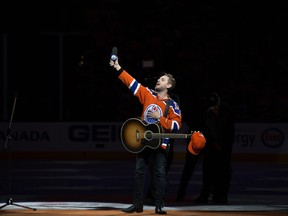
[120,118,162,153]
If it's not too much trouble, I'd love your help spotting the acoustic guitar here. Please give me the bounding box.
[120,117,191,153]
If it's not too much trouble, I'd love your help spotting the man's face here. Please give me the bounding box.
[155,75,171,91]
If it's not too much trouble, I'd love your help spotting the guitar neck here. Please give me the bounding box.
[152,133,191,139]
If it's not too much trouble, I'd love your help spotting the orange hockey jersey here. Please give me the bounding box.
[118,69,182,149]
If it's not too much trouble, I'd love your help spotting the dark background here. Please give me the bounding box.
[0,0,288,207]
[1,1,288,124]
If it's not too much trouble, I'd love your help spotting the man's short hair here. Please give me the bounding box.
[159,71,176,91]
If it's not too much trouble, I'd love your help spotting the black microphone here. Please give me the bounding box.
[110,47,118,61]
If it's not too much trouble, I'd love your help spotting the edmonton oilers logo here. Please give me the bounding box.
[144,104,162,124]
[261,128,284,148]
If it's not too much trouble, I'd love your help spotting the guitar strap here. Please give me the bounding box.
[163,99,171,148]
[163,99,174,171]
[163,99,171,118]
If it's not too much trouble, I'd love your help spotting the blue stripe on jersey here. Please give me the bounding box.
[148,88,158,97]
[171,120,180,132]
[161,137,169,148]
[170,100,181,115]
[129,79,140,95]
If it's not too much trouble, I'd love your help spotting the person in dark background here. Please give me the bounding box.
[194,91,235,204]
[109,50,182,214]
[175,93,207,202]
[175,142,202,202]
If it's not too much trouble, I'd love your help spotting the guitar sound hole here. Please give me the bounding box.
[144,131,153,140]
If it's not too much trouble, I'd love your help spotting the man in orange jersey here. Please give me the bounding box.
[109,49,182,214]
